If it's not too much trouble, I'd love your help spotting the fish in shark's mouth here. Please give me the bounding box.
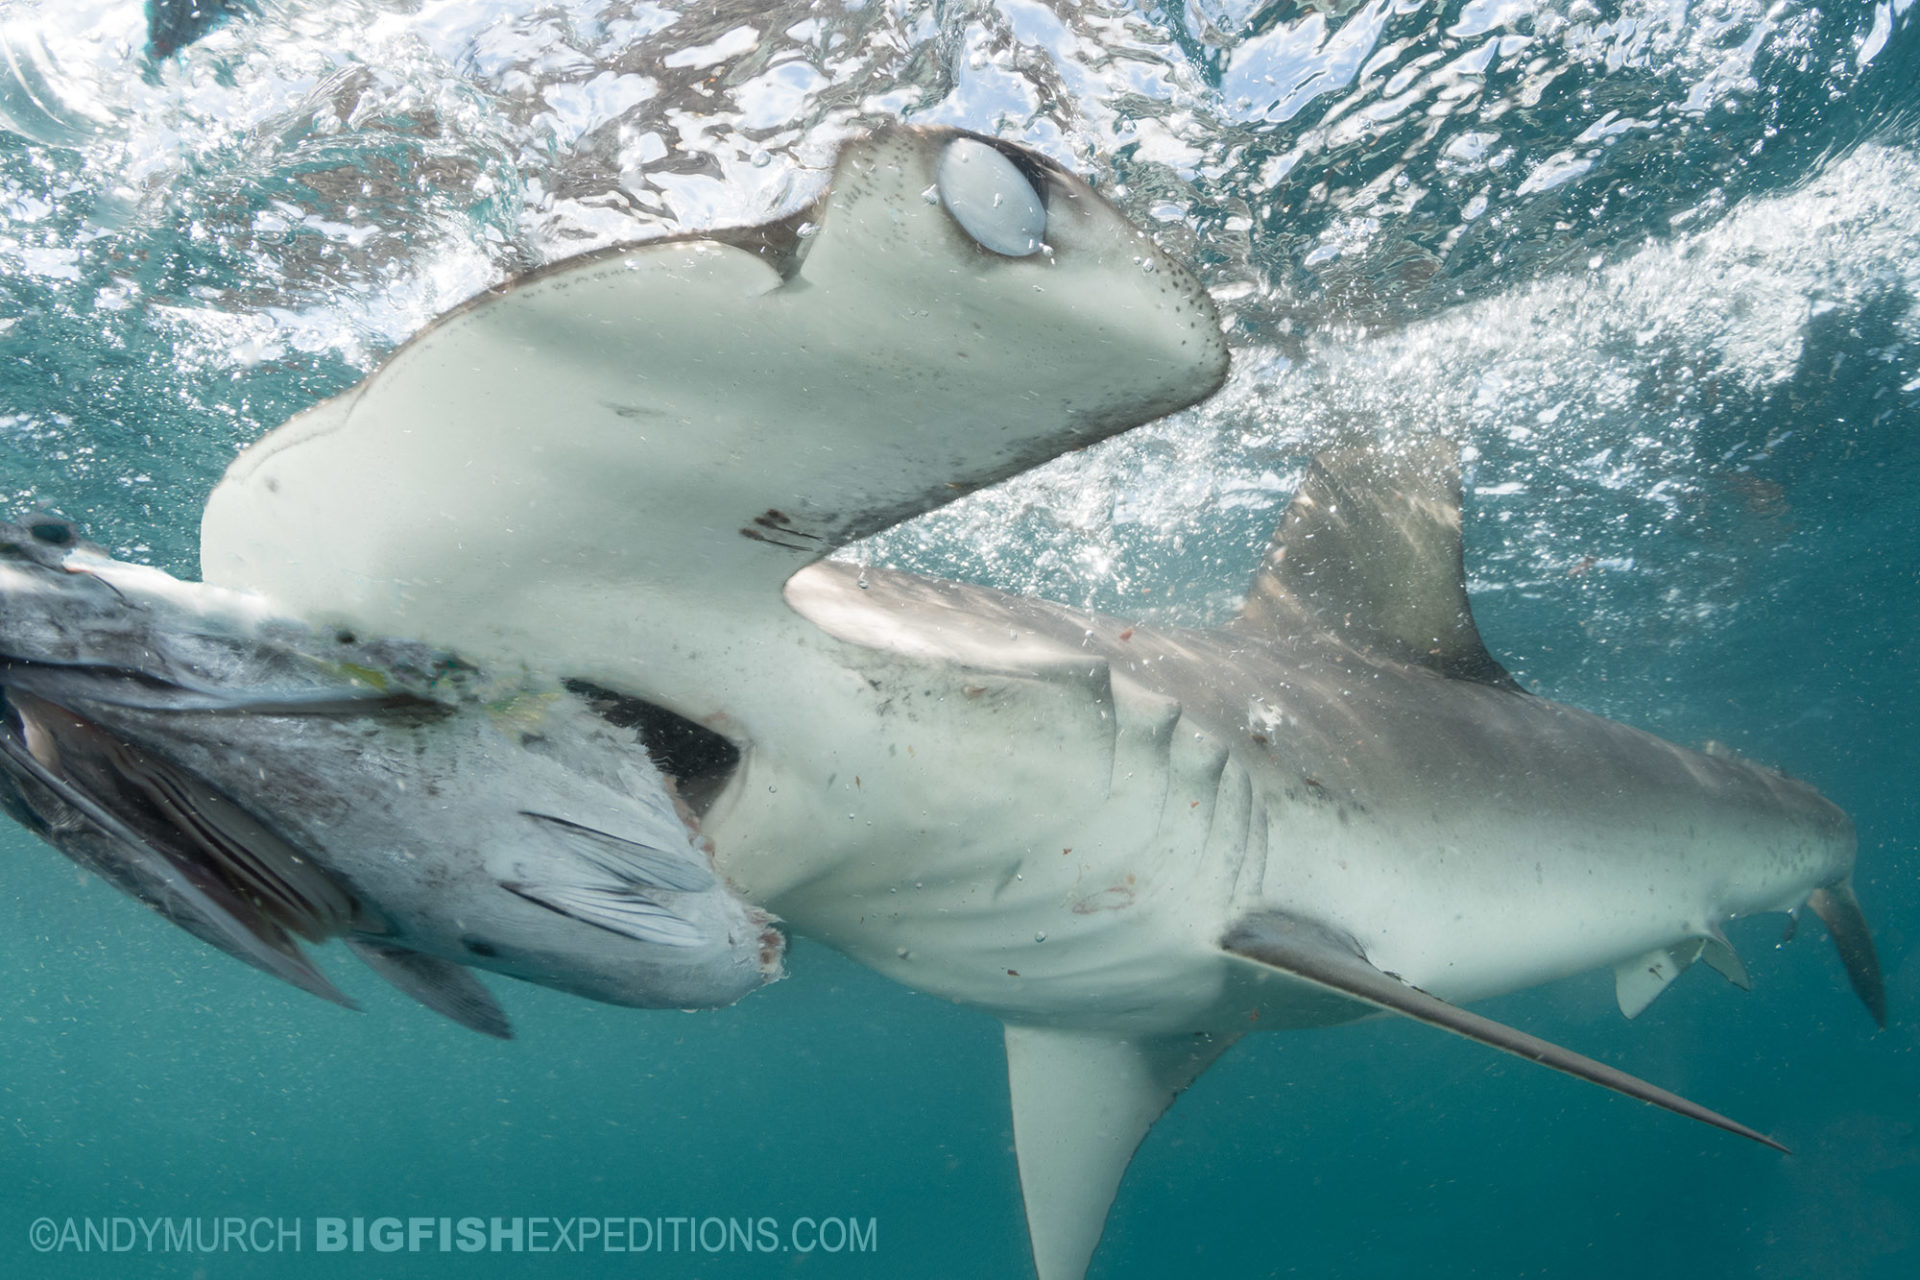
[0,516,780,1035]
[2,126,1884,1280]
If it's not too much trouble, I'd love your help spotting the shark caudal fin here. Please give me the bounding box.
[1236,436,1518,688]
[1003,1025,1236,1280]
[202,127,1228,721]
[1808,877,1886,1028]
[1221,911,1789,1153]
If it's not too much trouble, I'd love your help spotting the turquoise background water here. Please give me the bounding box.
[1,1,1916,1276]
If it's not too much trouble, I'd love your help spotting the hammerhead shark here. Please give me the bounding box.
[0,127,1881,1280]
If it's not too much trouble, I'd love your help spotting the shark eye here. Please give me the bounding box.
[937,138,1046,257]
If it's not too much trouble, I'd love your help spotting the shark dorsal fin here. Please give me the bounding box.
[1239,438,1518,690]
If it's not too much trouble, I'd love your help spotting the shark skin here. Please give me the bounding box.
[188,127,1882,1280]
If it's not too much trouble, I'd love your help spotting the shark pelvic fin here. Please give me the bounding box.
[348,940,513,1040]
[1807,877,1885,1028]
[1003,1024,1235,1280]
[1699,927,1752,991]
[1221,911,1788,1153]
[1613,939,1705,1018]
[1238,438,1519,690]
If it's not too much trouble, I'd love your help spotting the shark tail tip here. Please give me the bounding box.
[1806,878,1886,1029]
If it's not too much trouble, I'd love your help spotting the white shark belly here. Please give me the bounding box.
[703,651,1260,1031]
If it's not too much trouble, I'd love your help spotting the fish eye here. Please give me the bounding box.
[937,138,1046,258]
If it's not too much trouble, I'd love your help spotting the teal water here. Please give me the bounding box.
[2,1,1917,1277]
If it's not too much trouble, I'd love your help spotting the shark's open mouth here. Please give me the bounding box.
[561,678,741,818]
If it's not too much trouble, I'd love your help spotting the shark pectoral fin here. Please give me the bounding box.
[1221,912,1789,1154]
[1003,1024,1235,1280]
[1237,438,1519,689]
[1807,877,1885,1028]
[1614,939,1705,1018]
[348,940,513,1040]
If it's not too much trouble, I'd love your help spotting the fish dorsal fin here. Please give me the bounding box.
[1003,1024,1234,1280]
[201,127,1227,721]
[1239,438,1518,689]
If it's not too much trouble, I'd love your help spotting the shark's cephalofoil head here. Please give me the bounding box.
[0,518,782,1037]
[197,124,1231,709]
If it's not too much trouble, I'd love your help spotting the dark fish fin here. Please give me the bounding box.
[348,940,513,1040]
[1,664,430,717]
[81,726,356,943]
[0,718,355,1009]
[1807,879,1885,1028]
[521,810,714,893]
[0,690,358,1008]
[502,881,707,949]
[1221,911,1788,1153]
[1237,438,1520,690]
